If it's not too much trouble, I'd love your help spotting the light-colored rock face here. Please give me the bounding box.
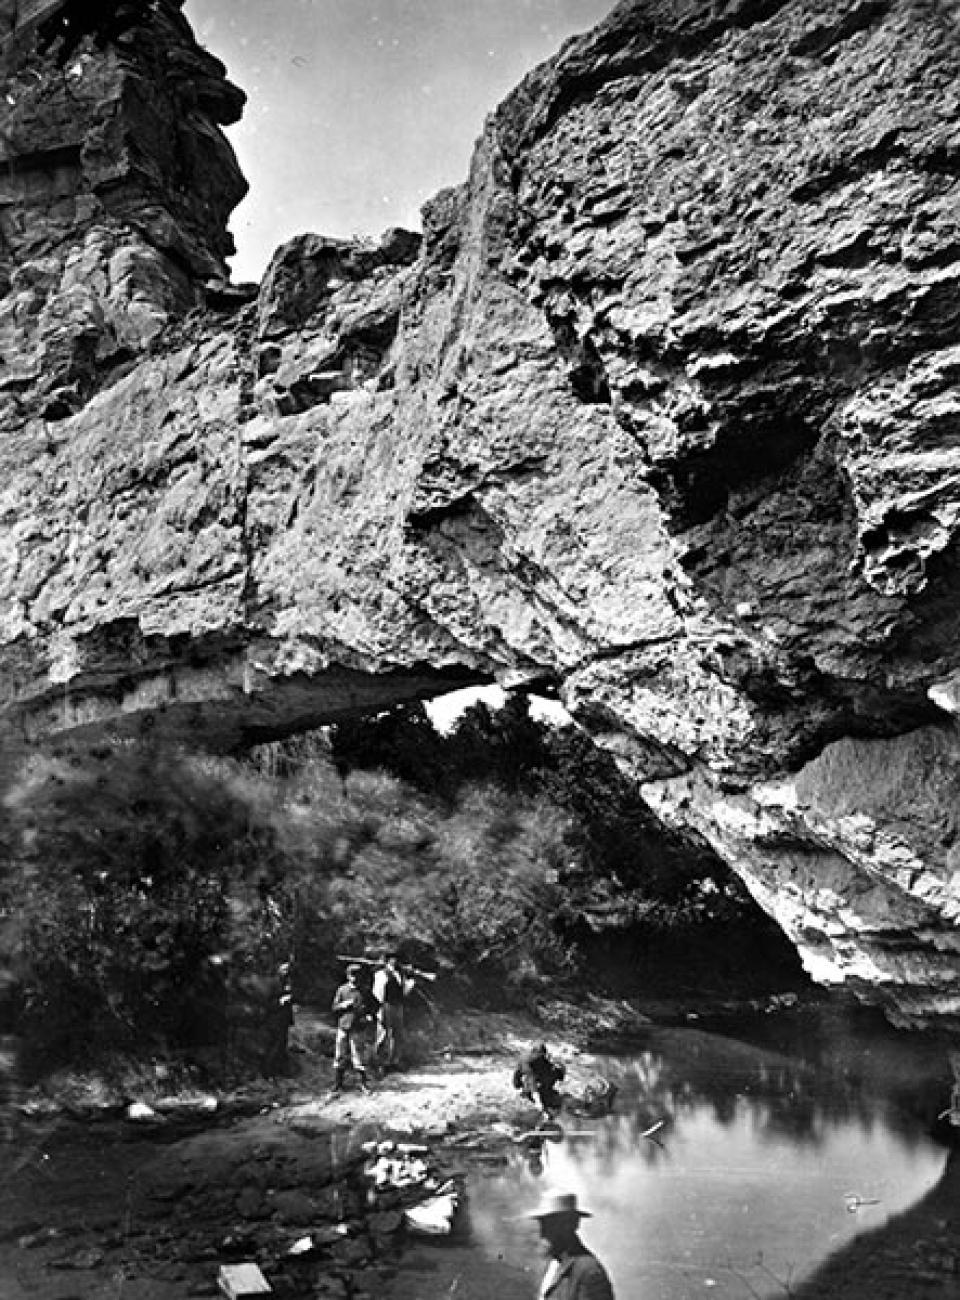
[645,732,960,1032]
[1,0,959,1028]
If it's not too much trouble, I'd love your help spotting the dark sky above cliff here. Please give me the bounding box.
[182,0,613,283]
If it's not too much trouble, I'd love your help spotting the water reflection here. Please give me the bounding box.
[466,1015,950,1299]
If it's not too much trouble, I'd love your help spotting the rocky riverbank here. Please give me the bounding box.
[1,999,646,1300]
[4,993,958,1300]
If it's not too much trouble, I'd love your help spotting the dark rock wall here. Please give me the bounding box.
[0,0,245,419]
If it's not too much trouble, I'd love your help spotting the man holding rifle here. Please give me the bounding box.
[372,953,416,1076]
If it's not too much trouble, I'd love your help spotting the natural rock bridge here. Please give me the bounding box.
[1,0,958,1031]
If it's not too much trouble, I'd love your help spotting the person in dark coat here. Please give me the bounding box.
[513,1042,566,1119]
[372,952,414,1075]
[525,1191,614,1300]
[261,960,294,1077]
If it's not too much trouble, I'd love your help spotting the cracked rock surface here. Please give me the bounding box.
[1,0,959,1029]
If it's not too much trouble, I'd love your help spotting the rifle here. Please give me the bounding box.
[335,954,438,982]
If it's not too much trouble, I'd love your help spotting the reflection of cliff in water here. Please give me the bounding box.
[790,1145,960,1299]
[503,1010,957,1300]
[581,1007,956,1159]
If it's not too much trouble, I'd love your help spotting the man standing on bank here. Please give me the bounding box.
[372,952,415,1076]
[525,1191,615,1300]
[330,963,372,1095]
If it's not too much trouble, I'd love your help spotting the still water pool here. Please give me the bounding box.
[419,1011,955,1300]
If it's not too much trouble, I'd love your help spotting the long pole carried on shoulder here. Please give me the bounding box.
[335,954,438,982]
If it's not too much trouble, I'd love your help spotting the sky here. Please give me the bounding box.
[182,0,615,283]
[422,685,571,732]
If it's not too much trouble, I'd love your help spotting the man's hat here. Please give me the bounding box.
[524,1191,591,1220]
[346,963,362,976]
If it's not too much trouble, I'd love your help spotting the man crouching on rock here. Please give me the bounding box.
[513,1043,566,1121]
[330,964,372,1096]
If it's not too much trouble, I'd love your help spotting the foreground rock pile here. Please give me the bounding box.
[6,1107,465,1299]
[0,0,958,1030]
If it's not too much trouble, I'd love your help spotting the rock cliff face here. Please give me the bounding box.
[1,0,959,1030]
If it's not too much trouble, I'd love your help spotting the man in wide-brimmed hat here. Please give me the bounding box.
[524,1191,614,1300]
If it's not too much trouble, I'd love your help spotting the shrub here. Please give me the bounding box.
[2,737,581,1069]
[267,760,579,1000]
[3,743,292,1069]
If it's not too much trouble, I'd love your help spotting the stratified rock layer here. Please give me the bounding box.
[1,0,959,1029]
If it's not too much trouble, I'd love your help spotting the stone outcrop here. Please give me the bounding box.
[0,0,246,416]
[1,0,959,1030]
